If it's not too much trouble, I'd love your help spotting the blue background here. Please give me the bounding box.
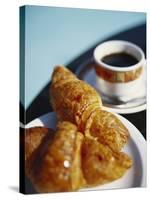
[22,5,146,109]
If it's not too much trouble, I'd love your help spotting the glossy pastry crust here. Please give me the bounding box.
[85,109,129,152]
[50,66,102,131]
[25,122,85,193]
[24,123,132,193]
[81,137,132,186]
[25,127,54,177]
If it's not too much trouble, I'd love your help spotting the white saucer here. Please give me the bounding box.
[76,60,146,114]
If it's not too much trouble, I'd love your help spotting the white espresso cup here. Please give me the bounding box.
[93,40,145,98]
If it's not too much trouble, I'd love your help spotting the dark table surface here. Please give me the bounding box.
[20,23,146,139]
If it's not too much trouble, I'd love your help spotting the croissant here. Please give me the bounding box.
[25,122,85,193]
[81,137,132,186]
[24,124,132,192]
[84,109,129,152]
[50,66,102,131]
[25,127,54,177]
[50,66,129,151]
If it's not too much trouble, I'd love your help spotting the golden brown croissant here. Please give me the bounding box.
[50,66,129,151]
[50,66,102,132]
[84,109,129,152]
[25,127,54,177]
[25,122,85,193]
[81,137,132,186]
[24,123,132,192]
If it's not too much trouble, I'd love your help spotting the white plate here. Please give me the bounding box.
[76,60,146,114]
[25,112,146,190]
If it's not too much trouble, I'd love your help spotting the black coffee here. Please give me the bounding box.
[101,53,138,67]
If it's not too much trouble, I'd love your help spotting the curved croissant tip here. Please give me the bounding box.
[52,65,68,74]
[54,65,66,70]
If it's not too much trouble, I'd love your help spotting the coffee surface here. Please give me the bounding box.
[101,53,138,67]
